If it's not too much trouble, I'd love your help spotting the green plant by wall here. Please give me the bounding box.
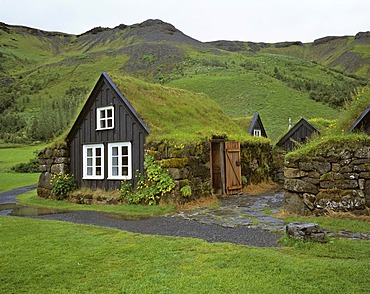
[50,172,77,200]
[120,155,176,205]
[180,185,192,198]
[119,180,133,200]
[242,176,248,187]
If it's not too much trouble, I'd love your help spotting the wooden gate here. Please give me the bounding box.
[225,141,242,194]
[211,140,242,195]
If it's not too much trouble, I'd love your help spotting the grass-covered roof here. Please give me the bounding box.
[109,73,265,143]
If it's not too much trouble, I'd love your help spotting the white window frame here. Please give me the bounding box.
[83,144,105,179]
[253,129,262,137]
[96,106,114,130]
[108,142,132,180]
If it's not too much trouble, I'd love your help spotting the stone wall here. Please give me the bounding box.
[270,148,286,184]
[240,141,272,184]
[38,139,279,202]
[37,146,70,198]
[284,144,370,215]
[146,140,211,203]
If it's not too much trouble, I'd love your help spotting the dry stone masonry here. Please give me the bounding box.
[284,144,370,215]
[37,146,70,198]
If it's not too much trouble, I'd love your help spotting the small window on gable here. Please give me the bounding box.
[83,144,104,179]
[97,106,114,130]
[253,129,262,137]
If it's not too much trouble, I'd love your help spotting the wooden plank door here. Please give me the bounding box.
[210,140,225,195]
[225,141,242,194]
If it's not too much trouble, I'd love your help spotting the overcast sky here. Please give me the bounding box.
[0,0,368,43]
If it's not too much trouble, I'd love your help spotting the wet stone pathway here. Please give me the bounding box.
[172,190,370,241]
[1,185,369,242]
[173,189,287,233]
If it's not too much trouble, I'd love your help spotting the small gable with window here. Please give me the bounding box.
[248,112,267,138]
[66,72,149,190]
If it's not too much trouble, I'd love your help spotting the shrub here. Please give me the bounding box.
[120,155,176,205]
[50,172,77,200]
[119,180,133,200]
[11,157,39,173]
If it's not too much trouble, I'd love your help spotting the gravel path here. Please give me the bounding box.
[30,210,282,247]
[0,184,37,204]
[1,185,283,247]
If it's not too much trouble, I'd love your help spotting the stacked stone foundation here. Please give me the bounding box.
[37,146,70,198]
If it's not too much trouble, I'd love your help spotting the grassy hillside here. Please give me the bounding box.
[0,20,368,144]
[334,85,370,134]
[166,52,345,141]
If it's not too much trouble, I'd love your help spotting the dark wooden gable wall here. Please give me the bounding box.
[349,106,370,135]
[248,112,268,138]
[276,118,320,152]
[67,72,149,190]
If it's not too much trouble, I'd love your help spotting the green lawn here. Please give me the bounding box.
[0,143,45,192]
[0,216,369,293]
[0,173,40,192]
[0,143,44,171]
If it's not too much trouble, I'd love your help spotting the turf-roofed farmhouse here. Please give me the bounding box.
[38,72,272,202]
[66,72,149,190]
[276,118,320,152]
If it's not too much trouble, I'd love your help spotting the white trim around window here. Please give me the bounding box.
[253,129,262,137]
[83,144,105,179]
[108,142,132,180]
[96,106,114,130]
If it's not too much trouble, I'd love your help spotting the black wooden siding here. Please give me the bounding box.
[349,106,370,136]
[67,74,149,190]
[276,118,319,152]
[248,113,267,138]
[251,120,265,136]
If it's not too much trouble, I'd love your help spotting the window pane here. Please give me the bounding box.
[107,109,112,117]
[87,148,92,156]
[96,157,101,166]
[122,146,128,155]
[122,167,128,176]
[112,147,118,156]
[96,148,101,156]
[122,157,128,166]
[87,158,93,167]
[112,157,118,166]
[112,167,118,176]
[87,167,93,176]
[96,167,101,175]
[100,110,106,118]
[107,119,112,128]
[100,120,106,129]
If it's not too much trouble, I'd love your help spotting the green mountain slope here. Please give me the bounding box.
[0,20,368,144]
[207,32,370,79]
